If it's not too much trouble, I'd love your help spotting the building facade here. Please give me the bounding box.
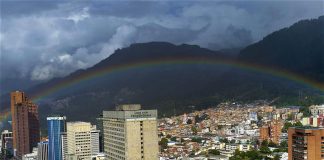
[259,126,270,142]
[288,127,324,160]
[1,130,13,156]
[103,104,159,160]
[61,132,67,160]
[66,122,99,160]
[259,120,282,144]
[47,116,66,160]
[37,141,48,160]
[90,129,100,155]
[270,120,283,144]
[11,91,40,158]
[309,104,324,116]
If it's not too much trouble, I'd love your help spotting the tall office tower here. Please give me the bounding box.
[103,104,159,160]
[61,132,67,160]
[90,128,100,155]
[1,130,13,156]
[96,115,104,152]
[37,141,48,160]
[66,122,99,160]
[47,116,66,160]
[10,91,40,157]
[288,127,324,160]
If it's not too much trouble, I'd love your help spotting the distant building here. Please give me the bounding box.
[288,127,324,160]
[22,148,38,160]
[37,141,48,160]
[61,132,67,160]
[91,153,106,160]
[66,122,99,160]
[96,115,104,152]
[259,120,282,144]
[47,116,66,160]
[259,126,270,142]
[270,120,283,144]
[90,129,100,155]
[11,91,40,158]
[301,116,324,127]
[309,104,324,116]
[1,130,13,156]
[103,104,159,160]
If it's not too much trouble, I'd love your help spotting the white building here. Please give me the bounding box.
[22,148,38,160]
[66,122,100,160]
[309,104,324,116]
[61,132,67,160]
[103,104,159,160]
[90,127,100,155]
[37,141,48,160]
[91,153,106,160]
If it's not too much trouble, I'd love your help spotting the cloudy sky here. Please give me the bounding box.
[0,1,323,82]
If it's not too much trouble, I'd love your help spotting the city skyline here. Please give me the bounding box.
[1,1,324,160]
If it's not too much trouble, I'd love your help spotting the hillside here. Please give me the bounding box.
[240,16,324,81]
[1,17,324,128]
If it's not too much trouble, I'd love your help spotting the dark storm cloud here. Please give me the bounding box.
[0,1,323,81]
[0,1,60,16]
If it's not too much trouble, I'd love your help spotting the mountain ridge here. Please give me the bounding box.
[1,17,324,128]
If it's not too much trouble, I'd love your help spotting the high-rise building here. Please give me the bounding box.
[37,141,48,160]
[259,120,282,144]
[270,120,283,144]
[10,91,40,157]
[47,116,66,160]
[259,126,270,142]
[90,129,100,155]
[103,104,159,160]
[66,122,99,160]
[288,127,324,160]
[61,132,67,160]
[96,115,104,152]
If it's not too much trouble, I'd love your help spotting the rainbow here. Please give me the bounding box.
[0,109,11,127]
[30,57,324,102]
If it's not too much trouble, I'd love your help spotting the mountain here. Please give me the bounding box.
[1,17,324,129]
[239,16,324,81]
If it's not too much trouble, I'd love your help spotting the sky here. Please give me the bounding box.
[0,0,323,82]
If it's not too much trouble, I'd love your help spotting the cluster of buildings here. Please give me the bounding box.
[157,102,318,160]
[0,91,159,160]
[1,91,324,160]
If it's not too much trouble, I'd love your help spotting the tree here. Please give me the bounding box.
[261,140,269,147]
[191,126,198,135]
[220,138,229,143]
[273,154,281,160]
[208,149,220,155]
[191,137,202,143]
[260,146,271,154]
[280,140,288,148]
[159,138,168,150]
[282,122,293,133]
[268,141,277,147]
[170,137,177,142]
[294,121,303,127]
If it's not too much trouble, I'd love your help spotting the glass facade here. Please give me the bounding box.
[47,116,66,160]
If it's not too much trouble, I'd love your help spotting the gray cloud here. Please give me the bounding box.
[0,1,323,81]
